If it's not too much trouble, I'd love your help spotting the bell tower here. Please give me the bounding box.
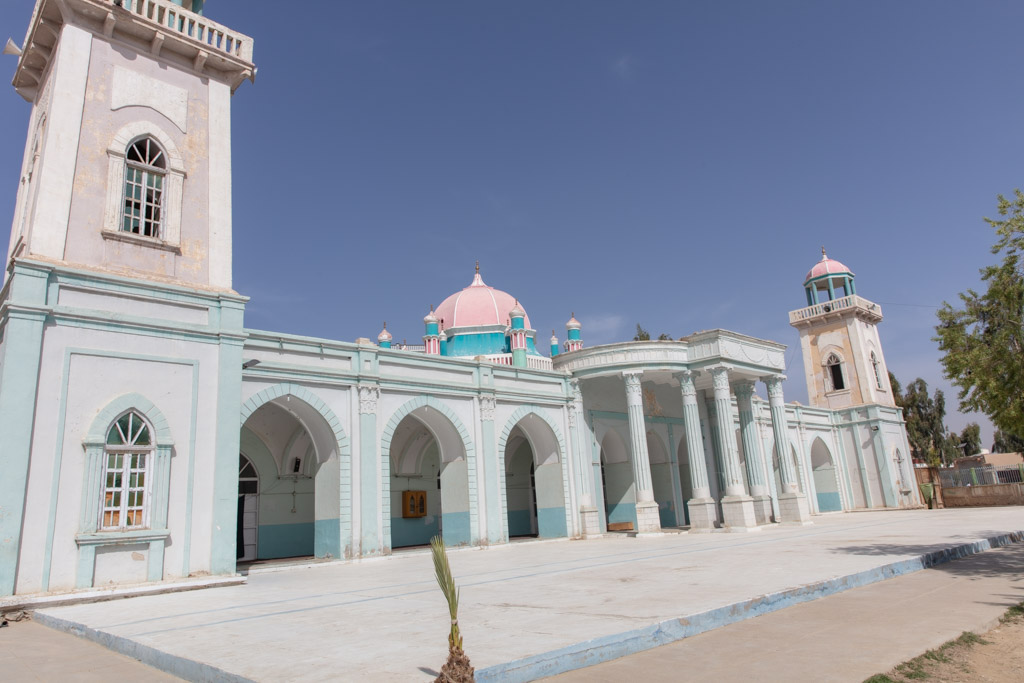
[789,249,896,410]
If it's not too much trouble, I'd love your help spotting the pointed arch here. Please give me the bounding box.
[497,406,570,540]
[85,392,173,447]
[240,383,352,558]
[380,395,477,550]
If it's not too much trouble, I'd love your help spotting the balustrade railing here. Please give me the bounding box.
[789,294,881,323]
[118,0,254,62]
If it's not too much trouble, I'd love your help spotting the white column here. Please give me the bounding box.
[623,371,660,532]
[677,370,716,531]
[765,374,812,525]
[710,366,758,530]
[570,380,601,536]
[734,380,773,524]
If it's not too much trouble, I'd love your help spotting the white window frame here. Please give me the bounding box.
[103,122,186,249]
[823,352,846,393]
[100,410,154,531]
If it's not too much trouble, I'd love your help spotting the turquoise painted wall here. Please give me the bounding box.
[603,461,635,527]
[390,447,441,549]
[441,511,471,546]
[606,502,636,525]
[651,463,677,527]
[816,492,842,512]
[537,507,567,538]
[258,523,314,559]
[506,442,535,536]
[444,332,507,356]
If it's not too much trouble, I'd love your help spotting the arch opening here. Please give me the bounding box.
[386,406,470,549]
[647,431,677,527]
[239,394,340,561]
[600,427,636,531]
[810,437,842,512]
[503,413,566,539]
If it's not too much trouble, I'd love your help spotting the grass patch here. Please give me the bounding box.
[1000,600,1024,624]
[865,630,989,682]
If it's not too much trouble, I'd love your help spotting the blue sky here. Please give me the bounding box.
[2,1,1022,447]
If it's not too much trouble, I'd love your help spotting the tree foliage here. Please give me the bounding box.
[992,429,1024,454]
[633,324,673,341]
[890,372,955,466]
[959,422,981,457]
[935,190,1024,438]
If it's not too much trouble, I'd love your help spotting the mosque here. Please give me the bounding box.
[0,0,918,599]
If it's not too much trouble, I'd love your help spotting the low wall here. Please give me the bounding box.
[942,484,1024,508]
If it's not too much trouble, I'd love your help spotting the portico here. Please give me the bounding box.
[552,330,808,534]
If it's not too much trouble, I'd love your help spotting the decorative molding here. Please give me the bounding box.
[480,395,496,422]
[358,385,380,415]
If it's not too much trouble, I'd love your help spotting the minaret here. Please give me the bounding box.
[790,249,895,409]
[6,0,254,291]
[509,300,527,368]
[550,330,559,357]
[565,314,583,352]
[423,306,440,355]
[377,323,392,349]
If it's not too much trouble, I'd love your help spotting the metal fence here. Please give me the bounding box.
[939,465,1024,488]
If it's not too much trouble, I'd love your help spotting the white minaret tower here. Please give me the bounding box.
[789,249,896,410]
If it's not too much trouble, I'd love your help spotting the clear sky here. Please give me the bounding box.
[2,0,1022,447]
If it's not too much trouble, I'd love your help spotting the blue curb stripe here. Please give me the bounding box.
[476,530,1024,682]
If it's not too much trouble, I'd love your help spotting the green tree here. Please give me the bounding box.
[633,324,650,341]
[992,429,1024,453]
[959,422,981,457]
[935,190,1024,439]
[890,372,954,465]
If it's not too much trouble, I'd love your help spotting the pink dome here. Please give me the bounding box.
[435,269,532,330]
[804,250,853,283]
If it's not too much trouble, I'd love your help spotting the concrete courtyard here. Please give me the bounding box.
[30,508,1024,681]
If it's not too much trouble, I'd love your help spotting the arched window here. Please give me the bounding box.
[824,352,846,392]
[122,137,166,238]
[871,351,884,390]
[101,410,153,530]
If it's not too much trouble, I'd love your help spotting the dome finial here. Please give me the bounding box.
[821,246,827,260]
[475,260,480,273]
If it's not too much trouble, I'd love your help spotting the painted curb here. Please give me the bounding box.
[32,609,254,683]
[475,530,1024,682]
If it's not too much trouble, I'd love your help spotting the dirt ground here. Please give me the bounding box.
[870,604,1024,682]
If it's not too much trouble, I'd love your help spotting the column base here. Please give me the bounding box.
[752,495,774,525]
[721,495,760,531]
[634,501,662,533]
[778,492,813,525]
[580,506,603,538]
[686,498,718,533]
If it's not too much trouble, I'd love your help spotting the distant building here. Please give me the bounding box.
[0,0,918,598]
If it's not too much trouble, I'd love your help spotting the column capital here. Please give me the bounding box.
[708,365,731,393]
[732,379,756,402]
[675,369,699,397]
[623,371,643,403]
[763,374,787,398]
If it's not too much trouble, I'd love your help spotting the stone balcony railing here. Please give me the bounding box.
[116,0,254,62]
[788,294,883,325]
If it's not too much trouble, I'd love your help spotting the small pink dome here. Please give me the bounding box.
[804,249,853,283]
[435,269,532,330]
[378,324,392,342]
[566,313,581,330]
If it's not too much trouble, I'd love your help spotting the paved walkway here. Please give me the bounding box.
[15,508,1024,681]
[548,539,1024,681]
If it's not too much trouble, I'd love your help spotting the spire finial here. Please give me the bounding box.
[383,321,387,329]
[821,246,827,259]
[475,260,479,273]
[430,304,434,312]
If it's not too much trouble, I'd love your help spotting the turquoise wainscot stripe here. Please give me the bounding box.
[441,511,471,546]
[537,507,567,538]
[314,518,341,558]
[390,517,441,548]
[258,523,314,559]
[606,503,636,526]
